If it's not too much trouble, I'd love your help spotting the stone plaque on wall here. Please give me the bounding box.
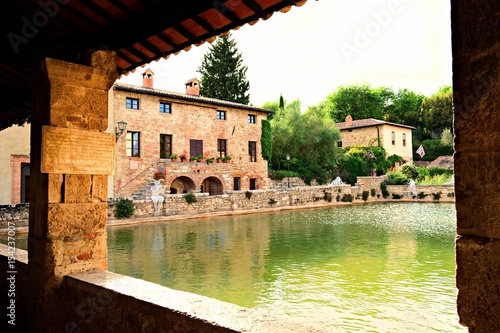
[41,126,114,175]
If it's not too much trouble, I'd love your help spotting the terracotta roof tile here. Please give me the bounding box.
[114,83,272,113]
[335,118,416,130]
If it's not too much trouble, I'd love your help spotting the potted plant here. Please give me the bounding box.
[216,156,223,163]
[206,157,215,164]
[180,154,187,162]
[169,153,178,162]
[189,156,198,162]
[223,155,232,163]
[153,170,165,180]
[197,155,206,162]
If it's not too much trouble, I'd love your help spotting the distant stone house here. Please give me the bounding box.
[335,115,415,163]
[109,69,272,198]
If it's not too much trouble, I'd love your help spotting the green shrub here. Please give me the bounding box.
[338,155,369,185]
[269,170,300,181]
[432,191,442,201]
[417,167,430,181]
[385,172,409,185]
[114,197,135,219]
[336,194,341,202]
[183,193,197,204]
[400,164,419,180]
[447,192,455,198]
[417,192,428,199]
[269,198,277,206]
[362,191,369,202]
[380,181,390,199]
[261,119,273,161]
[341,194,353,202]
[428,167,454,177]
[418,174,453,185]
[323,191,333,202]
[392,194,403,199]
[370,188,376,197]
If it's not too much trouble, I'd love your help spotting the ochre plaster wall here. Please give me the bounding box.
[379,125,413,162]
[0,125,30,204]
[340,124,413,162]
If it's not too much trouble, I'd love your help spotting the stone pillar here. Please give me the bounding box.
[28,52,117,332]
[452,0,500,332]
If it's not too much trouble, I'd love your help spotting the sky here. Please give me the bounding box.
[118,0,452,110]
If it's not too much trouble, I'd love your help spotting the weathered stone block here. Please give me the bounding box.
[65,174,92,203]
[48,173,64,203]
[456,236,500,333]
[455,151,500,238]
[91,175,108,202]
[47,203,107,238]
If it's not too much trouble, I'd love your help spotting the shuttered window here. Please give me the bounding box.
[190,139,203,158]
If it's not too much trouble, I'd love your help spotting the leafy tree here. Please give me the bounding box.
[268,98,341,183]
[384,88,424,128]
[198,33,250,104]
[419,86,453,139]
[325,83,387,122]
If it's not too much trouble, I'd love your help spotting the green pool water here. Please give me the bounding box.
[107,202,465,332]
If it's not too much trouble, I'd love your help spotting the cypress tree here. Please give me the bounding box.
[197,33,250,104]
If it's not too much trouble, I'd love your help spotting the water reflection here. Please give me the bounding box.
[107,203,465,332]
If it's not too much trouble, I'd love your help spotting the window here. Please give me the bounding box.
[249,141,257,162]
[248,115,256,124]
[402,133,406,146]
[217,139,227,158]
[160,102,171,114]
[216,110,226,120]
[126,132,140,157]
[337,141,343,148]
[190,139,203,158]
[250,178,257,190]
[160,134,172,159]
[391,131,395,145]
[126,97,139,109]
[234,177,241,191]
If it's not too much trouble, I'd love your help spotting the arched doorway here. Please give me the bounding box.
[170,176,196,194]
[201,176,223,195]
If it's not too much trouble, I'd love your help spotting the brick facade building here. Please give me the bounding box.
[110,70,272,198]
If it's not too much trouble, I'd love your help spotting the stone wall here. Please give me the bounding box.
[107,180,454,219]
[0,205,29,227]
[452,0,500,331]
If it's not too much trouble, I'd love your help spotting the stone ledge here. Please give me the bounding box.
[67,270,336,333]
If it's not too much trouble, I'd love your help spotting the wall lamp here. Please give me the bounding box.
[115,120,127,142]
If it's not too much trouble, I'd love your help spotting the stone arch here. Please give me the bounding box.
[170,176,196,194]
[201,176,223,196]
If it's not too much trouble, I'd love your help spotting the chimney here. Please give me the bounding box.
[185,78,200,96]
[345,114,353,127]
[142,68,154,88]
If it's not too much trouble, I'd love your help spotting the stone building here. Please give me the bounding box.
[0,124,30,204]
[110,70,272,198]
[335,115,415,163]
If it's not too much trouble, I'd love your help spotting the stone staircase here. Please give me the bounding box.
[130,161,166,200]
